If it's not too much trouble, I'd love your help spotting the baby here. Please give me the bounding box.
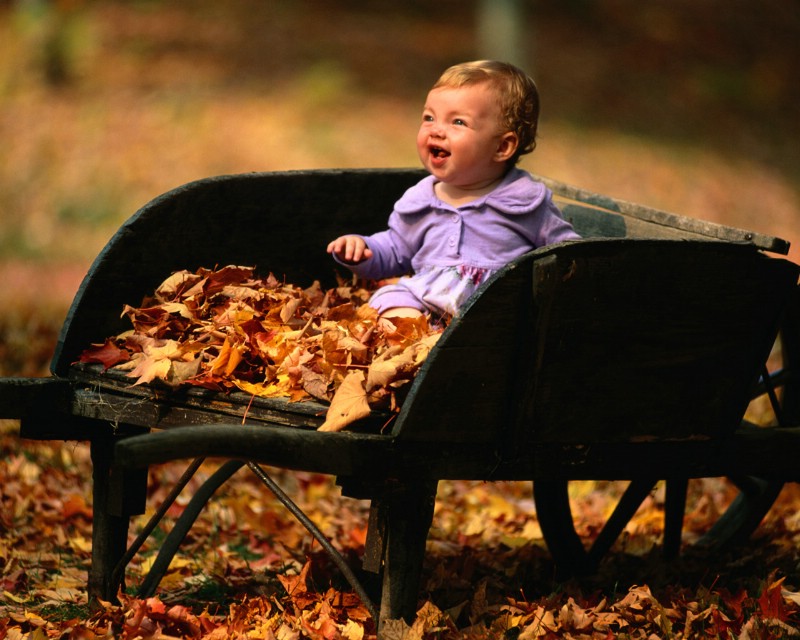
[327,60,580,324]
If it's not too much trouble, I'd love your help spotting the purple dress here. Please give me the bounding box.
[337,168,580,318]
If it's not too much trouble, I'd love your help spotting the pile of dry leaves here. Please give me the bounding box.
[78,265,442,431]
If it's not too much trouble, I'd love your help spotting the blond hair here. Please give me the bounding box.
[432,60,540,166]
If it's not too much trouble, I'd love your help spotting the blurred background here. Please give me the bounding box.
[1,0,798,375]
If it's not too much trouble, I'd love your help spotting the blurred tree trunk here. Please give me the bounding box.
[477,0,528,69]
[14,0,74,86]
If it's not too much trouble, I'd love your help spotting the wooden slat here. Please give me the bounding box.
[66,365,389,432]
[536,174,791,254]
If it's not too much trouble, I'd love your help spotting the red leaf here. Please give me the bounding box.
[759,576,787,620]
[78,339,130,370]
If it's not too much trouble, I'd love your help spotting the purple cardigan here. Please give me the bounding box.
[340,168,580,280]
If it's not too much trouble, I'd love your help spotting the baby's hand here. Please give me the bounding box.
[327,235,374,264]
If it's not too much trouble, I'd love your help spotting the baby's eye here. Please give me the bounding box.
[422,114,434,122]
[453,118,467,126]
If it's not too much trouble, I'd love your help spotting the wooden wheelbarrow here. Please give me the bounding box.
[1,169,798,629]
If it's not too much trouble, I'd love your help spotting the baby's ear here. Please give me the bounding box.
[494,132,519,163]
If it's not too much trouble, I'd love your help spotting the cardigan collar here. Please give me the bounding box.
[394,168,548,216]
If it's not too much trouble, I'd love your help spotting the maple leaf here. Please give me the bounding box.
[233,376,292,399]
[278,559,319,611]
[759,575,787,620]
[321,328,368,367]
[299,365,330,401]
[208,336,245,376]
[411,601,448,637]
[201,265,255,295]
[222,283,264,302]
[365,350,404,391]
[120,339,193,386]
[159,301,194,319]
[280,297,302,324]
[378,314,432,346]
[518,606,558,638]
[340,619,365,640]
[134,361,173,387]
[558,597,592,632]
[379,618,422,640]
[78,338,129,370]
[168,357,201,385]
[318,370,371,432]
[366,333,441,392]
[155,270,203,301]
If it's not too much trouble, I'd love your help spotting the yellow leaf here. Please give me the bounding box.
[319,370,370,432]
[2,590,29,604]
[341,619,365,640]
[233,375,292,399]
[69,534,92,553]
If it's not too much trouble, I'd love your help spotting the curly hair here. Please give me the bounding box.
[432,60,540,166]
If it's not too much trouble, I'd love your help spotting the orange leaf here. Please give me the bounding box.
[278,558,311,597]
[209,336,244,376]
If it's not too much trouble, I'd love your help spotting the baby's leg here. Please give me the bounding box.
[382,306,423,319]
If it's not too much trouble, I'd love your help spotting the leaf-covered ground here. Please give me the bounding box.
[3,417,800,639]
[2,2,800,638]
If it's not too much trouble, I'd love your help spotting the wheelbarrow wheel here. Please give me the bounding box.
[534,286,800,576]
[696,284,800,550]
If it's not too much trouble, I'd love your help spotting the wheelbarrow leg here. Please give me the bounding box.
[88,433,147,605]
[533,480,589,576]
[663,477,688,558]
[371,479,437,626]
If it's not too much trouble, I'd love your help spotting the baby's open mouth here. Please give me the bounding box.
[431,146,450,159]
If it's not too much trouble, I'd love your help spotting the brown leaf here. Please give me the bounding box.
[155,270,203,301]
[278,559,318,611]
[365,345,411,391]
[379,618,421,640]
[202,265,255,294]
[318,370,370,432]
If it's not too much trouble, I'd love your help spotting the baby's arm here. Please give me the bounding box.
[327,235,374,265]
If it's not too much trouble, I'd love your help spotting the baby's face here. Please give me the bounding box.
[417,82,511,191]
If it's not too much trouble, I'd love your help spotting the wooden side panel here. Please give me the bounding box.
[391,253,536,444]
[51,169,425,375]
[520,240,798,444]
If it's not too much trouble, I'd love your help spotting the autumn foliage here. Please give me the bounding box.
[78,265,442,431]
[3,433,800,639]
